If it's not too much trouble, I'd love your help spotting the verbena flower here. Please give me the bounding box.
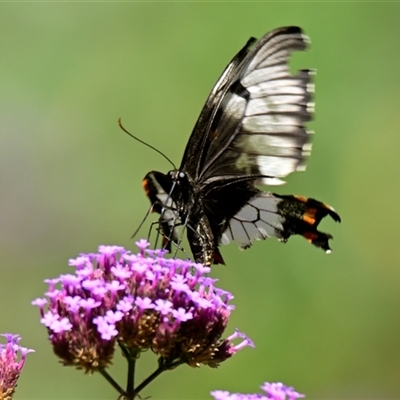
[211,382,305,400]
[32,240,253,386]
[0,334,34,400]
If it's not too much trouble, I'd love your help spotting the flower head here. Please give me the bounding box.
[211,382,305,400]
[0,334,34,400]
[33,241,252,373]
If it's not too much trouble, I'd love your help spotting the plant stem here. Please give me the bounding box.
[119,340,130,359]
[126,354,136,398]
[118,341,141,400]
[132,358,185,398]
[99,368,126,398]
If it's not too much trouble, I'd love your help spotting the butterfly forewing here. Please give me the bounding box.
[179,37,257,180]
[181,26,313,185]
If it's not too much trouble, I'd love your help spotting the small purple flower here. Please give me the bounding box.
[106,280,125,293]
[31,298,47,314]
[172,308,193,322]
[33,242,250,373]
[226,329,255,353]
[111,264,132,280]
[51,317,73,333]
[0,334,34,399]
[210,382,305,400]
[154,299,174,315]
[261,383,304,400]
[93,317,118,340]
[79,298,101,311]
[104,310,123,324]
[40,311,59,328]
[69,255,90,268]
[135,239,150,253]
[117,296,134,313]
[64,295,82,312]
[134,296,154,310]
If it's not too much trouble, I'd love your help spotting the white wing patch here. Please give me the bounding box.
[246,97,305,116]
[244,78,307,98]
[203,28,314,185]
[220,193,285,249]
[256,155,300,178]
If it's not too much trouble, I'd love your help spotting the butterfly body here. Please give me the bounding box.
[142,26,341,266]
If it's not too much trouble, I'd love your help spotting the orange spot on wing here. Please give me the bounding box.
[303,208,317,225]
[303,231,319,243]
[294,195,308,203]
[142,179,150,196]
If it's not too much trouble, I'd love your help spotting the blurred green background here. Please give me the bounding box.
[1,3,400,400]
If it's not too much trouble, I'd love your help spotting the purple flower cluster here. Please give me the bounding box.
[0,334,34,399]
[32,240,253,373]
[211,382,304,400]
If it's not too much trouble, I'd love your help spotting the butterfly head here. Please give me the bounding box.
[168,170,188,186]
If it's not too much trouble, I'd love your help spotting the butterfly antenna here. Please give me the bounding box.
[118,118,176,170]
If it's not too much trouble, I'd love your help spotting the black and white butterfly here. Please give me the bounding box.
[142,26,341,266]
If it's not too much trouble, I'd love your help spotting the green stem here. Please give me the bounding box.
[132,358,185,398]
[118,342,141,400]
[99,368,126,398]
[126,354,136,398]
[119,340,130,359]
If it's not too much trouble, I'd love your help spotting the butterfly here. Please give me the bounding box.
[142,26,341,266]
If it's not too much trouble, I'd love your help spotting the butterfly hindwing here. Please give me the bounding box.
[220,192,341,253]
